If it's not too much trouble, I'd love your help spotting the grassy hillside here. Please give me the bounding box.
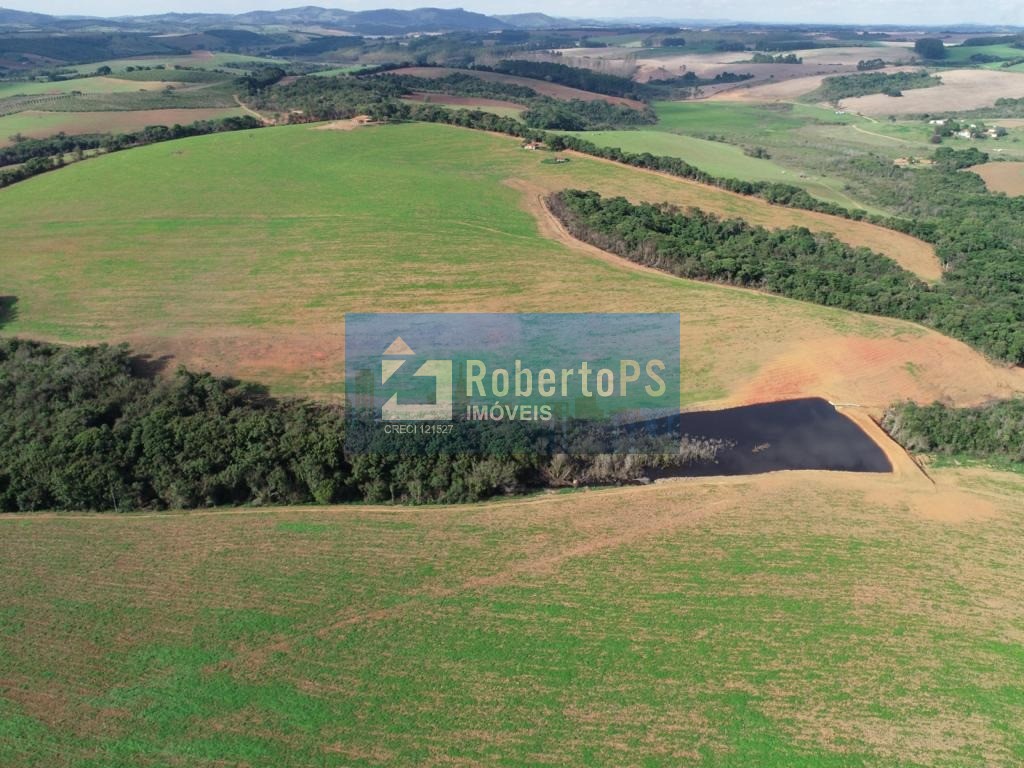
[0,121,1011,407]
[1,468,1022,766]
[0,108,249,145]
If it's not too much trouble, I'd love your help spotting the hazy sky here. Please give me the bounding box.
[17,0,1024,27]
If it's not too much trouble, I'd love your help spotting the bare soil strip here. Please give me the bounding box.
[970,161,1024,196]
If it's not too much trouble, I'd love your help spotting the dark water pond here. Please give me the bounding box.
[664,397,892,477]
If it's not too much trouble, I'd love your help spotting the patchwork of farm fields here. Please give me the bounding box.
[2,121,1011,407]
[0,108,249,145]
[2,467,1023,766]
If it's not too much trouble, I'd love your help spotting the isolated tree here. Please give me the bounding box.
[914,38,946,59]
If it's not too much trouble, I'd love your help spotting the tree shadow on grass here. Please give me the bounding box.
[128,352,175,380]
[0,296,17,330]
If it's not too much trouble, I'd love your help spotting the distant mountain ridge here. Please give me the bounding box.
[0,5,577,33]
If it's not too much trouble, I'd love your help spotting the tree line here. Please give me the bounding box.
[546,188,1024,364]
[251,70,657,130]
[548,189,936,317]
[245,79,1024,364]
[0,115,262,188]
[0,339,720,511]
[830,148,1024,363]
[810,70,941,101]
[883,400,1024,463]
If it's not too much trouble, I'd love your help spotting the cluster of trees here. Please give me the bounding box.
[857,58,886,71]
[478,60,752,101]
[381,71,537,101]
[484,60,649,100]
[252,71,656,130]
[914,38,947,60]
[522,99,655,130]
[0,339,351,511]
[235,65,287,94]
[931,146,990,170]
[548,170,1024,364]
[652,71,754,92]
[813,70,940,101]
[883,400,1024,462]
[0,339,719,511]
[0,116,262,189]
[832,148,1024,362]
[247,74,410,120]
[957,97,1024,119]
[961,35,1022,47]
[548,189,936,318]
[750,53,802,64]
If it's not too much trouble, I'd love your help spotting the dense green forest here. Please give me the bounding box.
[809,70,941,101]
[883,400,1024,462]
[486,60,648,100]
[477,60,753,100]
[547,187,1024,363]
[0,339,716,511]
[548,189,933,316]
[251,70,657,128]
[381,71,538,101]
[828,148,1024,362]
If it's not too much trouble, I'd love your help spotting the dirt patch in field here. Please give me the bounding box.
[126,327,347,403]
[712,65,925,103]
[312,115,378,131]
[969,161,1024,196]
[713,324,1022,410]
[386,66,646,109]
[839,69,1024,116]
[712,73,839,101]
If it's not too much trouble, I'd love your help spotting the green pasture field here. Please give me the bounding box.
[11,82,239,112]
[0,121,938,398]
[0,108,249,145]
[312,65,374,77]
[66,52,285,74]
[943,43,1024,63]
[557,128,870,209]
[0,76,172,100]
[652,100,857,138]
[1,468,1022,766]
[107,69,229,83]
